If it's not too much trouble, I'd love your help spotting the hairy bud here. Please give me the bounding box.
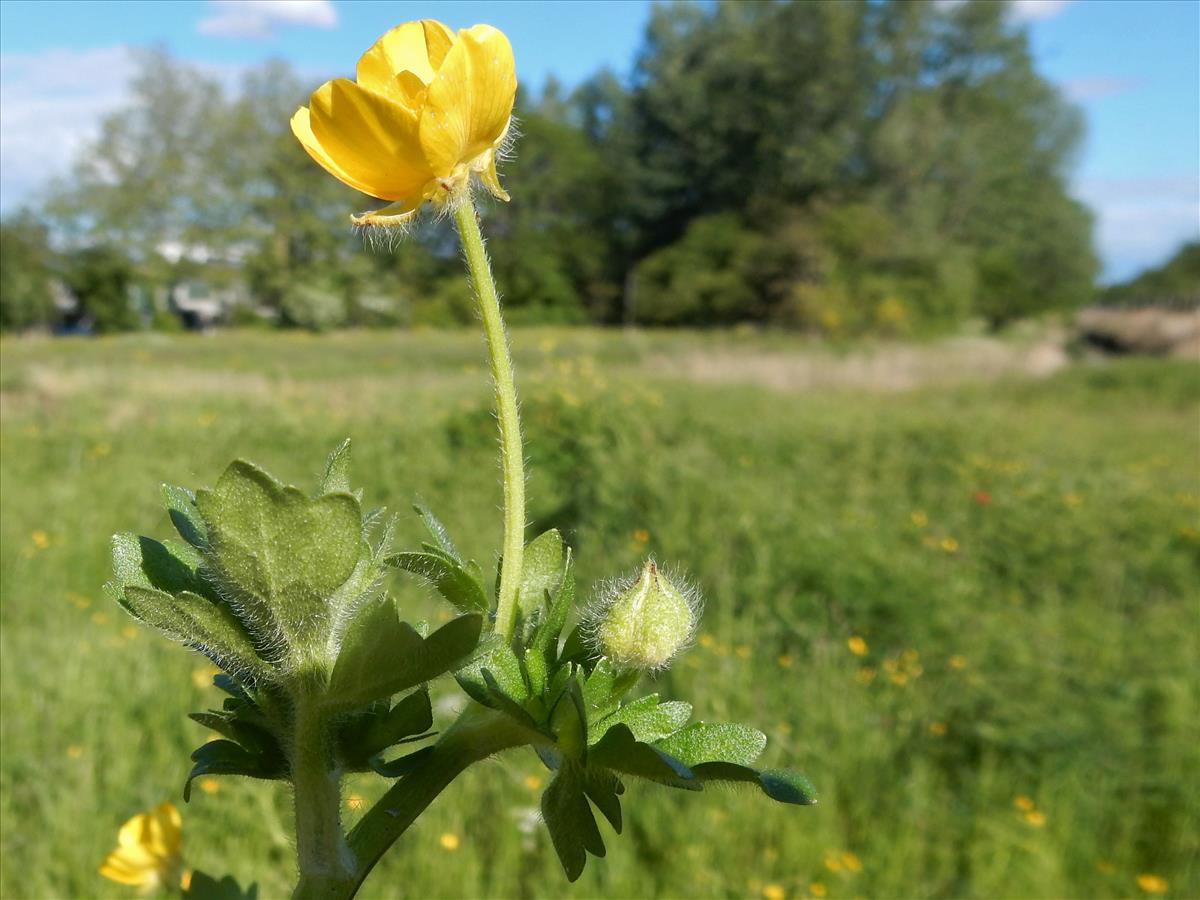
[591,560,698,671]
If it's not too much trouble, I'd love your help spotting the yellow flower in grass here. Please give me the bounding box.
[99,801,184,891]
[1137,874,1168,894]
[292,19,517,227]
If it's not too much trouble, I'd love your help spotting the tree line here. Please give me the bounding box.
[2,0,1105,334]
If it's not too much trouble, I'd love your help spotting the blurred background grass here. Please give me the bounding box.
[1,328,1196,899]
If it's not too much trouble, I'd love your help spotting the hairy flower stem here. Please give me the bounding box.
[291,698,354,900]
[451,196,525,641]
[341,707,537,899]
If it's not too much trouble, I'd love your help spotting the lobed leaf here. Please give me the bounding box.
[589,723,694,785]
[184,740,283,801]
[541,765,605,882]
[588,694,692,744]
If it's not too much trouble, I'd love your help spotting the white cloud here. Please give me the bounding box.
[0,47,136,210]
[197,0,337,39]
[1075,176,1200,281]
[1060,76,1142,103]
[1008,0,1075,23]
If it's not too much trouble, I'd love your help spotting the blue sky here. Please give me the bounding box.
[1,0,1196,281]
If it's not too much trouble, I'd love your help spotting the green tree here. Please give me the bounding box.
[0,211,57,332]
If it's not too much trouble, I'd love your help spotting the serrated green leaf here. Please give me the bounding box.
[456,634,528,707]
[413,499,459,560]
[518,529,564,617]
[541,766,604,882]
[656,723,767,767]
[549,676,588,763]
[163,485,208,549]
[183,871,259,900]
[319,439,353,496]
[582,657,623,722]
[111,533,214,601]
[532,550,575,657]
[187,711,279,756]
[524,647,548,697]
[370,746,434,778]
[589,723,695,785]
[388,551,488,615]
[359,689,434,757]
[184,740,283,801]
[196,460,362,646]
[588,694,693,744]
[583,767,624,834]
[481,669,547,734]
[120,586,270,680]
[328,596,481,708]
[688,762,818,806]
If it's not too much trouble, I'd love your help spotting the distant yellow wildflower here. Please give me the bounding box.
[31,530,50,550]
[632,528,650,544]
[1063,492,1084,509]
[1024,810,1046,827]
[948,655,968,670]
[67,744,85,760]
[1136,874,1168,894]
[698,634,716,649]
[940,537,959,553]
[910,510,928,528]
[292,19,517,226]
[777,654,794,669]
[735,645,752,660]
[346,794,365,810]
[762,884,787,900]
[1013,795,1035,812]
[847,636,868,657]
[523,774,544,791]
[808,881,827,898]
[855,667,876,685]
[929,721,948,736]
[841,851,863,872]
[99,801,184,891]
[439,832,461,851]
[197,777,220,795]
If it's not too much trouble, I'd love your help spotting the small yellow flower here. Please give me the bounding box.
[777,654,794,669]
[632,528,650,544]
[699,634,716,649]
[121,625,139,641]
[855,667,876,685]
[889,672,909,686]
[735,644,752,660]
[191,664,220,690]
[910,510,928,527]
[523,774,544,791]
[1136,874,1168,894]
[940,537,959,553]
[1024,810,1046,827]
[762,884,787,900]
[948,655,968,670]
[292,20,517,226]
[346,794,364,810]
[841,851,862,872]
[1063,492,1084,509]
[99,801,183,890]
[824,853,843,872]
[91,611,110,626]
[928,721,948,736]
[847,636,868,657]
[809,881,827,898]
[68,591,92,610]
[439,832,460,851]
[197,777,221,795]
[1013,795,1036,812]
[67,744,85,760]
[31,530,51,550]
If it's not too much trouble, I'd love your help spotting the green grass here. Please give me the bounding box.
[1,329,1197,900]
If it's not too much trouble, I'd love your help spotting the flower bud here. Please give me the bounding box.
[592,560,698,671]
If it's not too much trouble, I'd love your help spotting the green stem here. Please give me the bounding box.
[451,196,525,641]
[340,706,536,899]
[291,699,354,900]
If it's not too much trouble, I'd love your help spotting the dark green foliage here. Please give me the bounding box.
[64,245,140,333]
[1102,243,1200,307]
[36,1,1097,333]
[0,212,56,332]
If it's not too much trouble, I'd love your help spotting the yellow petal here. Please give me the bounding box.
[292,107,380,199]
[117,812,151,849]
[308,79,432,201]
[356,19,455,99]
[100,857,156,886]
[148,801,182,856]
[419,25,517,177]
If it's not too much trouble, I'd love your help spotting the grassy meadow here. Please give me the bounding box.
[1,328,1197,899]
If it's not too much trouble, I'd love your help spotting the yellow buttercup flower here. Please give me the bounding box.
[292,19,517,226]
[99,801,184,891]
